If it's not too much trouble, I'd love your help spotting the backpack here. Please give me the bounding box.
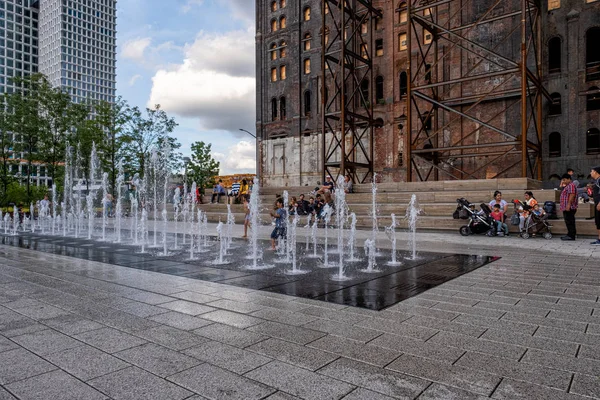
[459,209,469,219]
[510,213,520,226]
[452,209,460,219]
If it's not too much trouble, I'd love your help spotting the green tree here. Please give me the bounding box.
[6,75,45,203]
[34,76,90,186]
[119,104,179,177]
[95,97,131,196]
[187,141,220,190]
[0,95,17,204]
[72,118,104,187]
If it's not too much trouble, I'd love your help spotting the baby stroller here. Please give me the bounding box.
[513,200,553,240]
[456,198,496,236]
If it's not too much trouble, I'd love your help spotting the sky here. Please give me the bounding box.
[116,0,256,175]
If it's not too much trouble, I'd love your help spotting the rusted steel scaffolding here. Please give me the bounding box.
[320,0,382,183]
[406,0,548,181]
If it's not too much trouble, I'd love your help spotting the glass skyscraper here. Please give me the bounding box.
[0,0,40,93]
[0,0,116,103]
[0,0,116,186]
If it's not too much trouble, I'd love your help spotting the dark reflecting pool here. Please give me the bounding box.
[1,232,499,310]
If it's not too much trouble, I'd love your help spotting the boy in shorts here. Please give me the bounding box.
[269,199,287,250]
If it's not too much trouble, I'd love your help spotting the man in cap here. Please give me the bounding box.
[590,166,600,245]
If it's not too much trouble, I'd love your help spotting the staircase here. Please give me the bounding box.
[191,178,597,237]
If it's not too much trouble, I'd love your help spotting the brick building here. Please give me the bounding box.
[256,0,600,186]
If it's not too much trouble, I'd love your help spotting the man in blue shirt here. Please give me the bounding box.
[210,180,227,204]
[269,198,287,250]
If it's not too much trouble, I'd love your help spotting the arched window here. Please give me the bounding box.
[271,1,277,12]
[270,68,277,82]
[375,76,384,103]
[271,98,278,121]
[304,58,311,74]
[375,10,383,30]
[280,16,287,29]
[398,33,407,51]
[280,0,286,8]
[548,0,560,11]
[304,90,311,116]
[280,97,286,120]
[548,37,561,74]
[588,128,600,154]
[270,43,277,60]
[425,63,432,82]
[320,26,330,45]
[304,7,311,21]
[397,2,407,24]
[280,65,286,80]
[587,87,600,111]
[549,92,561,115]
[375,39,384,56]
[421,111,432,130]
[399,71,407,96]
[271,19,278,32]
[586,28,600,81]
[303,33,311,51]
[279,40,287,58]
[549,132,561,157]
[361,80,369,106]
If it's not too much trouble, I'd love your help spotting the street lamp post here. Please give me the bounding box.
[239,129,259,184]
[183,157,190,188]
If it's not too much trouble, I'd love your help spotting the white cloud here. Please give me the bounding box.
[213,141,256,174]
[185,30,255,77]
[181,0,204,13]
[121,37,152,62]
[224,0,255,24]
[128,74,142,86]
[148,29,256,135]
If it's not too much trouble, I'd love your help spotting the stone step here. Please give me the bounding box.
[194,210,598,237]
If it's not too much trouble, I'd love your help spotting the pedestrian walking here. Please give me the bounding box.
[559,173,578,240]
[590,166,600,245]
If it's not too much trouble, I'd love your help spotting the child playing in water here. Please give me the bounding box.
[242,195,250,239]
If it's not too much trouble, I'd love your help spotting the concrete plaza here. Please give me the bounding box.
[0,224,599,399]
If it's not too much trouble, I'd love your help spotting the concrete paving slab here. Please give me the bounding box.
[89,366,192,400]
[115,343,201,377]
[183,340,271,374]
[148,311,213,330]
[46,344,130,381]
[308,335,400,368]
[245,361,355,400]
[318,357,430,399]
[5,370,108,400]
[247,321,327,345]
[133,325,210,351]
[192,323,268,348]
[0,348,57,385]
[247,338,338,371]
[11,329,81,356]
[168,363,276,400]
[74,327,148,353]
[201,309,264,328]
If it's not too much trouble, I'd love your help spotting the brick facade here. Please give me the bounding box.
[256,0,600,187]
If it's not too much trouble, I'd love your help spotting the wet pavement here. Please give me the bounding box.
[0,225,599,399]
[1,233,497,311]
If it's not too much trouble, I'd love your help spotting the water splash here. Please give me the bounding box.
[406,194,422,260]
[386,213,401,266]
[115,159,124,243]
[332,175,349,281]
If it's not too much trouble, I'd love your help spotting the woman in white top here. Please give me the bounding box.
[489,191,509,214]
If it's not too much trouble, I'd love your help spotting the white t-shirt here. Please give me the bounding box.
[489,199,508,210]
